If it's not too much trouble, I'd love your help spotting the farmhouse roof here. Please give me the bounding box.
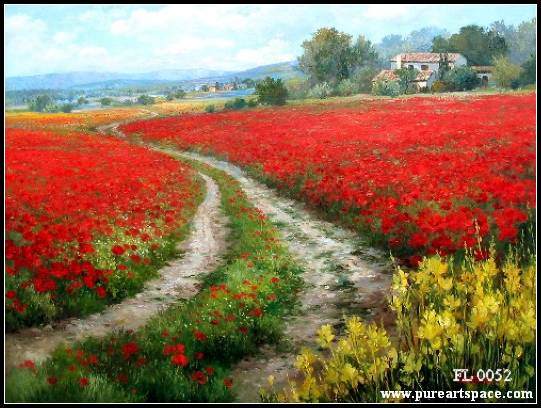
[390,52,464,63]
[372,69,435,82]
[372,69,398,82]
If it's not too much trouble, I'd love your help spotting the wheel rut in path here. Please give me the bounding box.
[156,148,393,403]
[5,172,229,375]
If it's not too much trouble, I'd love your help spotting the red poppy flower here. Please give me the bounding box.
[111,245,125,256]
[191,370,207,385]
[122,342,139,360]
[96,286,107,298]
[171,353,189,367]
[194,330,207,341]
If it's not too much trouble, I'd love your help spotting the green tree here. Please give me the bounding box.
[372,79,401,97]
[77,96,88,105]
[442,66,479,91]
[100,97,113,106]
[519,54,536,86]
[137,94,155,105]
[299,27,355,85]
[255,77,288,106]
[492,55,523,88]
[395,67,419,93]
[60,103,74,113]
[491,18,536,64]
[432,25,507,65]
[224,98,247,110]
[28,94,52,112]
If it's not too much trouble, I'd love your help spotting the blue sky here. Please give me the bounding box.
[5,4,537,77]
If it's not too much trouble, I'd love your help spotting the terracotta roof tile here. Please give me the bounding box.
[390,52,463,63]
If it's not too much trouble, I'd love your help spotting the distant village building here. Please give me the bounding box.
[374,52,468,92]
[223,83,236,91]
[471,66,494,87]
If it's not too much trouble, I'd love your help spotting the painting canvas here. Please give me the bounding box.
[4,4,537,404]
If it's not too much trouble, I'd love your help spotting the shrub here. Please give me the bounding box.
[247,98,258,108]
[255,77,288,106]
[307,82,333,99]
[492,56,523,89]
[60,103,74,113]
[431,80,448,93]
[350,66,379,93]
[224,98,247,110]
[137,95,155,106]
[442,66,479,91]
[100,97,113,107]
[518,54,536,86]
[335,79,357,96]
[204,104,216,113]
[372,80,401,97]
[263,251,536,402]
[285,78,310,100]
[28,95,53,112]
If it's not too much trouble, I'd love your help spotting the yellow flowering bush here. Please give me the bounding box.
[262,252,536,402]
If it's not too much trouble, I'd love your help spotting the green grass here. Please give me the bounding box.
[6,158,303,402]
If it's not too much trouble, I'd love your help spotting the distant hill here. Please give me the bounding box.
[6,62,303,92]
[231,61,304,81]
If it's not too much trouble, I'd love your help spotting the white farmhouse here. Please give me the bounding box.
[373,52,468,92]
[390,52,467,73]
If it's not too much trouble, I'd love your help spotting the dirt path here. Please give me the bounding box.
[5,173,229,375]
[155,148,393,402]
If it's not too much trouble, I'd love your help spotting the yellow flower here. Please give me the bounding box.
[317,324,335,348]
[443,294,461,310]
[417,309,444,350]
[340,363,360,387]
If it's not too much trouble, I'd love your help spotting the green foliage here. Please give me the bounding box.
[137,95,155,105]
[442,66,480,91]
[299,27,379,87]
[335,79,357,96]
[28,95,53,112]
[100,97,113,107]
[284,78,310,99]
[167,90,186,101]
[307,82,333,99]
[350,66,379,93]
[255,77,288,106]
[490,18,537,65]
[77,96,88,105]
[518,54,536,86]
[204,104,216,113]
[246,98,258,108]
[372,80,401,97]
[60,103,74,113]
[432,24,507,65]
[492,55,523,88]
[431,80,447,93]
[395,67,420,93]
[224,98,247,110]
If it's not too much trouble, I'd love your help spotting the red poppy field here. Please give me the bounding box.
[121,93,536,262]
[5,128,200,329]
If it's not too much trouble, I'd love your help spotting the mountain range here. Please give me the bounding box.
[6,61,303,91]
